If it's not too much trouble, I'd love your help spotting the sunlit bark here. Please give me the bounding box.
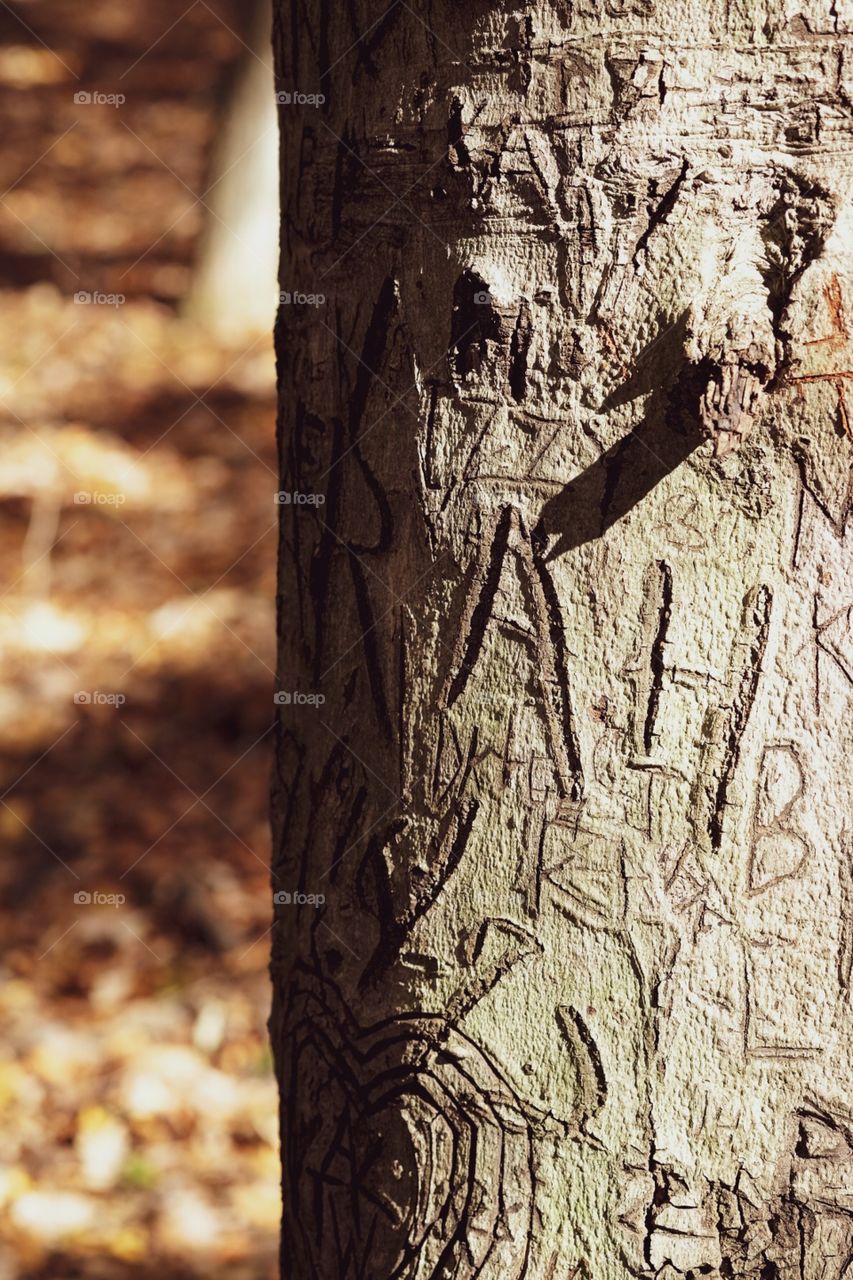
[272,3,853,1276]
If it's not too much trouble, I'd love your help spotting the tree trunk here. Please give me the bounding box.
[186,0,279,340]
[271,3,853,1276]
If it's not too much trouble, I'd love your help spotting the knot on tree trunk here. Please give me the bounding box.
[697,353,769,457]
[685,262,776,457]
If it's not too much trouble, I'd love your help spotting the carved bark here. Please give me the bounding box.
[271,3,853,1277]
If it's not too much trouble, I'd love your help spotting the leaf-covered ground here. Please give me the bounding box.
[0,2,279,1276]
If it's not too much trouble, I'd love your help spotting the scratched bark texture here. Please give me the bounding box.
[270,2,853,1277]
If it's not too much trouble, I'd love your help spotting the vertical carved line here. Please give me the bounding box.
[709,585,773,851]
[643,560,673,754]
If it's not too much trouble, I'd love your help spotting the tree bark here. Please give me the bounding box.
[271,3,853,1276]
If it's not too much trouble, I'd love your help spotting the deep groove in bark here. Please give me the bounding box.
[643,560,673,753]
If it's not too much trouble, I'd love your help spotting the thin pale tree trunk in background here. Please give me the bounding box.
[271,2,853,1276]
[186,0,279,340]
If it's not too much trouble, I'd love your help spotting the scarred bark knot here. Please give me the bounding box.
[698,355,768,457]
[683,169,835,458]
[684,234,777,458]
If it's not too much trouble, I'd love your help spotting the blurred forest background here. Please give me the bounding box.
[0,1,280,1276]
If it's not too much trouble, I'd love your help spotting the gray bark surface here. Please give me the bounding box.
[271,3,853,1276]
